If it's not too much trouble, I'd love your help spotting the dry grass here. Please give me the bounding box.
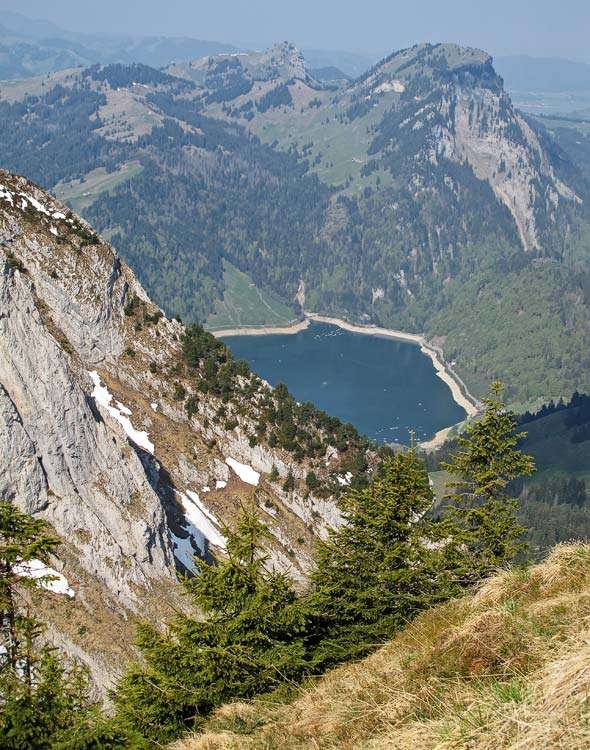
[172,543,590,750]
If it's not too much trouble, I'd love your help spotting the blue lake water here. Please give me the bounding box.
[221,322,466,444]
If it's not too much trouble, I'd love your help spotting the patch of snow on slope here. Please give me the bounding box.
[337,472,353,486]
[216,480,227,490]
[88,371,154,454]
[116,401,132,416]
[180,490,227,550]
[19,192,49,215]
[14,559,75,597]
[226,457,260,486]
[170,530,198,571]
[0,185,14,205]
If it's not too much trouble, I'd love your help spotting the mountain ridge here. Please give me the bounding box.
[1,42,589,402]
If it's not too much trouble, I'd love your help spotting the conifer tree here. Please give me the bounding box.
[282,470,295,493]
[306,451,454,667]
[442,381,535,582]
[114,507,307,745]
[0,501,132,749]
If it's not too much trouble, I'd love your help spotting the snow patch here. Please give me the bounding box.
[179,490,226,550]
[150,402,158,412]
[337,472,353,486]
[88,371,154,454]
[170,530,198,570]
[116,401,132,416]
[52,211,66,220]
[0,185,14,205]
[14,559,75,598]
[226,457,260,486]
[50,226,58,236]
[216,480,227,490]
[19,192,49,215]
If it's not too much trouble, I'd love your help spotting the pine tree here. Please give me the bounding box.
[114,507,307,745]
[306,451,455,667]
[0,501,132,749]
[442,381,535,582]
[0,501,59,671]
[282,470,295,493]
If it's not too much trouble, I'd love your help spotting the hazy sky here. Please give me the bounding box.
[3,0,590,60]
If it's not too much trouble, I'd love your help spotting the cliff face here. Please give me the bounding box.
[0,170,352,690]
[344,43,580,254]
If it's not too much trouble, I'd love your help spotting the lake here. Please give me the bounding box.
[221,322,466,444]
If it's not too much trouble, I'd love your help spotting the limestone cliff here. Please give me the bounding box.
[0,170,357,691]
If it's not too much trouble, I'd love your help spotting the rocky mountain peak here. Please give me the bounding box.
[347,42,579,252]
[262,40,310,81]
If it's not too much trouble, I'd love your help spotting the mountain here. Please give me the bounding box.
[167,41,324,96]
[181,542,590,750]
[0,10,237,79]
[1,42,590,404]
[0,168,376,689]
[0,9,66,39]
[310,65,351,83]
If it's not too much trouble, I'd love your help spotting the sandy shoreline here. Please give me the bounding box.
[212,319,310,337]
[213,312,480,446]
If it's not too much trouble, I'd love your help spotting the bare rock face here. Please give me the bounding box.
[0,169,350,690]
[347,42,580,255]
[435,78,579,252]
[0,383,47,513]
[0,193,175,610]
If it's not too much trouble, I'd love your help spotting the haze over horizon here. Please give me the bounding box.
[1,0,590,62]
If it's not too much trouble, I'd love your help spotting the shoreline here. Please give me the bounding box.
[211,319,310,337]
[305,314,479,422]
[213,312,480,441]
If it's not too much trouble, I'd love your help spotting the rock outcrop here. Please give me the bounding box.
[0,170,352,690]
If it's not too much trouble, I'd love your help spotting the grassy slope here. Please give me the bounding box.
[174,543,590,750]
[205,260,297,330]
[53,161,143,213]
[251,96,394,190]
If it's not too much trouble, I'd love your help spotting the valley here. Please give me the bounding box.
[2,7,590,745]
[1,41,589,404]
